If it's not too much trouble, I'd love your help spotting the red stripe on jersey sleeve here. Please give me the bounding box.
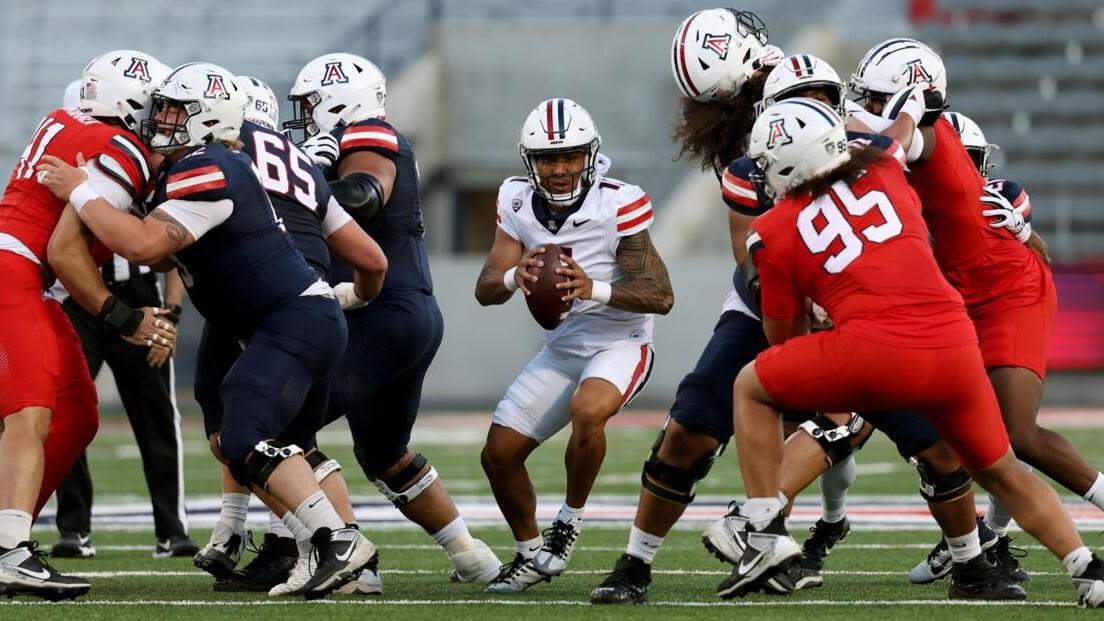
[167,178,227,200]
[723,169,753,191]
[617,209,653,232]
[340,136,400,152]
[167,165,221,185]
[722,185,757,208]
[616,194,651,217]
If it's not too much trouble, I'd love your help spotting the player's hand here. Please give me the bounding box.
[555,253,592,303]
[300,133,339,169]
[145,332,176,367]
[332,282,369,310]
[760,44,785,68]
[981,186,1031,243]
[123,307,176,350]
[35,154,90,202]
[881,84,928,125]
[809,302,834,331]
[515,246,546,296]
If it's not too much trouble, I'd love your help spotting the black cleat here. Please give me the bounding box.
[590,554,651,605]
[214,532,298,592]
[800,517,850,572]
[987,535,1030,583]
[1073,554,1104,608]
[154,534,200,559]
[948,554,1027,600]
[50,531,95,558]
[717,513,802,599]
[0,541,91,601]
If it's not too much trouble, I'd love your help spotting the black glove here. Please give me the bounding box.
[97,296,144,336]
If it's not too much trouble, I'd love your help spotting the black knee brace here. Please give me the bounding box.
[798,413,870,465]
[228,439,304,489]
[640,421,726,505]
[914,460,973,503]
[373,453,437,506]
[305,448,342,483]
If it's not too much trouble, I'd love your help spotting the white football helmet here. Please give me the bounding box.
[850,38,947,102]
[80,50,170,134]
[285,53,386,142]
[238,76,279,130]
[141,62,247,152]
[762,54,846,115]
[944,110,997,177]
[747,98,850,199]
[518,98,601,205]
[671,8,768,101]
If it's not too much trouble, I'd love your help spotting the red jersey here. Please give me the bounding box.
[750,156,976,348]
[0,107,152,272]
[908,117,1047,310]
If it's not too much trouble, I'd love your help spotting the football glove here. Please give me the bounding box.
[980,186,1031,243]
[881,84,927,126]
[332,282,369,311]
[761,44,786,68]
[300,133,340,169]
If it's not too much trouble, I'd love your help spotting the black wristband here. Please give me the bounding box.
[164,304,184,324]
[96,295,144,336]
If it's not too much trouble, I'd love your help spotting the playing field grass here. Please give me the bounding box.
[5,410,1104,619]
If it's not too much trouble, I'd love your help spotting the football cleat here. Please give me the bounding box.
[800,517,850,572]
[532,519,580,577]
[301,526,376,600]
[51,532,95,558]
[716,513,802,598]
[764,558,820,593]
[154,534,199,559]
[448,539,501,583]
[0,541,91,601]
[335,552,383,595]
[948,554,1027,600]
[987,535,1031,583]
[702,503,748,565]
[194,527,244,580]
[909,516,996,584]
[590,554,651,605]
[268,549,312,597]
[213,533,297,592]
[484,554,550,593]
[1074,555,1104,608]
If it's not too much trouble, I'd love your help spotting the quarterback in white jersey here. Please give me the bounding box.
[474,98,673,593]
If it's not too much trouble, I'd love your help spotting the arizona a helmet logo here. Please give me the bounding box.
[767,118,793,149]
[905,59,932,85]
[204,74,230,99]
[123,58,152,82]
[701,33,732,60]
[321,62,349,86]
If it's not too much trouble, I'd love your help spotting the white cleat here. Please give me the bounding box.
[484,554,550,593]
[716,513,802,599]
[449,539,502,584]
[702,504,748,565]
[268,549,312,597]
[531,519,580,577]
[335,553,383,595]
[301,526,377,600]
[1074,555,1104,608]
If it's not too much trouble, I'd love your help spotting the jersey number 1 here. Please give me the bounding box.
[15,118,66,180]
[797,184,903,273]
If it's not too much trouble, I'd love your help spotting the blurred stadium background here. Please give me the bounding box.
[1,0,1101,413]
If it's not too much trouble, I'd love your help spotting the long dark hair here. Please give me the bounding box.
[672,74,765,176]
[786,146,889,199]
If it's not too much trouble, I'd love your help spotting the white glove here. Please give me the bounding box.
[760,44,785,68]
[300,133,339,169]
[332,282,369,311]
[980,186,1031,243]
[881,83,928,125]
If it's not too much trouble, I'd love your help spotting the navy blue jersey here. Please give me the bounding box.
[239,120,333,275]
[326,118,432,297]
[149,143,319,333]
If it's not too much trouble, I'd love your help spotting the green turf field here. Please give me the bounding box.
[5,412,1104,618]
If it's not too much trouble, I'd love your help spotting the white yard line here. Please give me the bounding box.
[69,569,1067,578]
[0,598,1077,607]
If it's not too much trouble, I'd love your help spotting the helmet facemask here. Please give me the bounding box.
[284,91,322,144]
[142,95,203,152]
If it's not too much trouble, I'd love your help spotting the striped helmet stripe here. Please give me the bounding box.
[674,12,702,97]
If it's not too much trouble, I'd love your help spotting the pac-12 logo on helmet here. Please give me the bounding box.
[905,59,933,85]
[767,118,792,149]
[204,74,230,99]
[123,57,153,82]
[321,61,349,86]
[701,33,732,60]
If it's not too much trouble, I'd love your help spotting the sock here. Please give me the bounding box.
[1083,473,1104,511]
[985,495,1014,537]
[432,516,476,556]
[778,491,789,508]
[557,502,583,523]
[625,525,664,564]
[294,490,344,533]
[218,493,250,536]
[819,454,856,524]
[742,497,782,531]
[945,528,982,563]
[0,510,33,549]
[267,511,293,539]
[516,536,543,560]
[1064,546,1093,576]
[282,511,312,555]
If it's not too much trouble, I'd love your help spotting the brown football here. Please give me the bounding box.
[524,244,573,330]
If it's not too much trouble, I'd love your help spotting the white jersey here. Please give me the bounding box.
[496,172,655,356]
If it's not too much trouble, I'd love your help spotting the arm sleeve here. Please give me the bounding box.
[614,185,654,237]
[322,196,355,237]
[154,198,234,240]
[84,160,137,212]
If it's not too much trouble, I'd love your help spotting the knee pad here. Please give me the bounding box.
[227,439,304,489]
[305,448,341,483]
[797,413,871,466]
[914,460,973,504]
[373,453,438,506]
[640,420,726,505]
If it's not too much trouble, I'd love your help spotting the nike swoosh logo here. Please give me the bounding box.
[737,547,768,575]
[16,566,51,580]
[572,219,590,226]
[307,500,320,509]
[336,540,356,562]
[527,545,542,552]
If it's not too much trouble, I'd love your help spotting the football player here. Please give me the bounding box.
[474,98,673,592]
[36,62,374,599]
[0,49,176,600]
[722,96,1104,607]
[287,53,502,587]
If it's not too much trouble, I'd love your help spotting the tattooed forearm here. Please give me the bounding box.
[149,210,188,249]
[610,230,674,314]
